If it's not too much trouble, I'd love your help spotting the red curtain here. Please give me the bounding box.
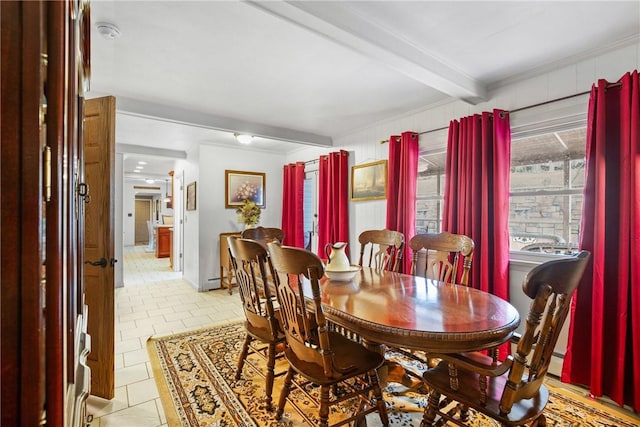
[281,162,306,247]
[562,70,640,411]
[317,150,349,259]
[386,131,419,273]
[442,110,511,301]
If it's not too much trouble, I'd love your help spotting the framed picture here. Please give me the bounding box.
[351,160,387,201]
[225,170,266,208]
[186,181,197,211]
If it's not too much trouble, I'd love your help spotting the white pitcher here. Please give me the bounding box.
[324,242,350,271]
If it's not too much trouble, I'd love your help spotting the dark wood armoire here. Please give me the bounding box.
[1,1,91,425]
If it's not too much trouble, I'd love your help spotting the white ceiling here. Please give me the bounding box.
[87,1,640,181]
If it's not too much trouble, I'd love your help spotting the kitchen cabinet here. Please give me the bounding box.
[156,225,172,258]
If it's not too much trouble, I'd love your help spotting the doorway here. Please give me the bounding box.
[134,198,152,245]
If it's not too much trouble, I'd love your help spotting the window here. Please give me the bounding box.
[509,127,586,254]
[416,129,448,234]
[415,101,588,256]
[304,167,319,253]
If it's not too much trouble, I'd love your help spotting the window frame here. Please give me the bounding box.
[414,97,589,262]
[508,98,588,260]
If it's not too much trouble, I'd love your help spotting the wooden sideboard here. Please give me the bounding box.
[220,232,241,294]
[156,225,173,258]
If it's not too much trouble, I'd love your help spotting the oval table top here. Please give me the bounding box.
[316,267,520,353]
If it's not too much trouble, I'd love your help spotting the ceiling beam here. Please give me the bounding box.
[115,97,333,147]
[247,1,487,104]
[117,143,186,159]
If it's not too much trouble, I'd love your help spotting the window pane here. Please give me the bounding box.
[570,159,585,189]
[511,160,565,192]
[416,199,442,234]
[569,194,583,245]
[510,191,583,253]
[417,174,440,197]
[509,125,586,254]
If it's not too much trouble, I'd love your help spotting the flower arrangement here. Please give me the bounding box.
[234,181,258,202]
[236,199,261,227]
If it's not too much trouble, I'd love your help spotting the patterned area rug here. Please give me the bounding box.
[147,321,638,426]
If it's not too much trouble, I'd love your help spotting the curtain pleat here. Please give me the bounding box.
[281,162,305,247]
[442,110,511,301]
[441,110,511,360]
[386,131,419,273]
[562,70,640,412]
[317,150,350,259]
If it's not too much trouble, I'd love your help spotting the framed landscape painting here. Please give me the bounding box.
[225,170,266,208]
[351,160,387,201]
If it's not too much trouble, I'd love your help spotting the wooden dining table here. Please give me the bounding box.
[313,266,521,355]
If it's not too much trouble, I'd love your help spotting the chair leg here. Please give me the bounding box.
[235,334,251,380]
[369,370,389,426]
[459,404,470,422]
[534,414,547,426]
[264,342,276,411]
[276,367,294,420]
[420,390,441,427]
[318,385,330,427]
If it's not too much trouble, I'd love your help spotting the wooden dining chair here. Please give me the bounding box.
[227,236,285,411]
[266,242,389,427]
[358,228,404,272]
[409,231,474,286]
[391,231,475,381]
[241,226,285,246]
[420,251,591,427]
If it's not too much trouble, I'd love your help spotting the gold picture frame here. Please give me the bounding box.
[225,170,266,208]
[186,181,197,211]
[351,160,387,201]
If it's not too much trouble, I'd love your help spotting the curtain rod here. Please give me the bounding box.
[379,83,624,144]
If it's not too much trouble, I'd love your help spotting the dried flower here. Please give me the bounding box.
[236,199,261,227]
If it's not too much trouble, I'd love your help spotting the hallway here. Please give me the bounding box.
[86,245,244,426]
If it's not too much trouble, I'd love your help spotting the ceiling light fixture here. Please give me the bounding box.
[145,178,155,184]
[234,133,253,145]
[137,161,147,165]
[96,22,121,40]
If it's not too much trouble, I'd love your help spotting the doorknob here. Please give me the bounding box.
[85,257,107,268]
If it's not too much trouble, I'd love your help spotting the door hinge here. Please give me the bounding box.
[77,182,90,204]
[44,145,51,202]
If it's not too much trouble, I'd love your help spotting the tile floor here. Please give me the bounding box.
[86,245,245,426]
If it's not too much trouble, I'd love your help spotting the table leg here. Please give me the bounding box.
[361,339,388,386]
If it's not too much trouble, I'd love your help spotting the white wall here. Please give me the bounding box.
[114,153,124,288]
[170,169,184,273]
[123,181,137,246]
[176,144,287,292]
[178,147,200,289]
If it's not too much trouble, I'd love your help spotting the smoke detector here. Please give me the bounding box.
[96,22,121,40]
